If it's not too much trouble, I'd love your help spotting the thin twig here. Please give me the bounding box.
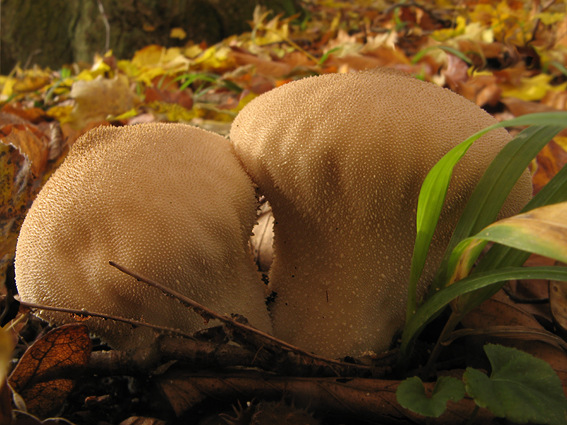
[109,261,376,373]
[97,0,111,53]
[17,299,195,340]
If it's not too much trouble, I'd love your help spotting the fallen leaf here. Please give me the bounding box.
[9,324,92,419]
[68,75,139,129]
[0,141,35,289]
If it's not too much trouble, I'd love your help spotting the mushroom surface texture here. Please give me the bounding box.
[15,123,273,351]
[230,68,532,359]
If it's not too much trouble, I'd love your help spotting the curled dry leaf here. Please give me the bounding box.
[532,140,567,194]
[9,324,92,419]
[550,279,567,341]
[0,124,50,177]
[0,122,56,289]
[461,292,567,390]
[68,75,139,129]
[0,142,34,289]
[250,202,274,272]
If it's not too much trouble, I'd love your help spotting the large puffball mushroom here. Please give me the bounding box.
[15,123,272,351]
[230,69,532,359]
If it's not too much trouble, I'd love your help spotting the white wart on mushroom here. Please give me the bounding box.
[15,123,273,352]
[230,69,532,359]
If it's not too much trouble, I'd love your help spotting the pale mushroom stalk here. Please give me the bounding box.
[230,69,532,359]
[15,123,273,352]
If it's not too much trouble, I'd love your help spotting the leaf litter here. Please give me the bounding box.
[2,0,567,423]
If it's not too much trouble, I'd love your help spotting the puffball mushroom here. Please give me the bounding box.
[230,68,532,359]
[15,123,272,351]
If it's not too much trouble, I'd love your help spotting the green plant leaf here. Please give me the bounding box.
[430,124,564,295]
[399,266,567,357]
[458,162,567,313]
[449,202,567,285]
[464,344,567,425]
[412,45,473,65]
[406,113,567,325]
[396,376,465,418]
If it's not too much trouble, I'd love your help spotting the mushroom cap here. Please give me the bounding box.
[15,123,272,351]
[230,68,532,358]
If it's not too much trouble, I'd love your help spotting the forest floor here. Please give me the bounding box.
[2,1,567,424]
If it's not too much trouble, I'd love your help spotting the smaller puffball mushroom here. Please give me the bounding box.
[15,123,272,351]
[230,68,532,359]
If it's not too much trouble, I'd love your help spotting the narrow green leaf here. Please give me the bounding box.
[464,344,567,425]
[396,376,465,418]
[429,124,563,295]
[318,47,341,65]
[474,202,567,262]
[549,61,567,78]
[400,267,567,357]
[456,154,567,313]
[176,73,219,91]
[406,113,567,324]
[411,46,473,65]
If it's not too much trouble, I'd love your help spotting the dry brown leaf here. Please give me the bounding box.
[501,96,557,117]
[119,417,167,425]
[1,104,47,125]
[9,324,92,419]
[229,49,293,78]
[0,125,50,177]
[68,75,139,129]
[461,291,567,392]
[532,140,567,194]
[462,295,542,330]
[541,90,567,110]
[0,141,35,289]
[250,202,274,272]
[550,274,567,344]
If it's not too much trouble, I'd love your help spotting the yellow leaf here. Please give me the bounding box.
[231,93,257,114]
[148,101,195,122]
[535,12,565,26]
[0,326,15,388]
[432,16,467,42]
[13,68,51,93]
[108,107,139,121]
[501,74,567,102]
[170,27,187,40]
[117,60,141,79]
[553,136,567,152]
[0,77,16,98]
[184,44,203,59]
[75,69,96,81]
[68,75,139,129]
[193,45,232,69]
[46,105,74,123]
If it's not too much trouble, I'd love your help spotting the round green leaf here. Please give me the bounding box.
[396,376,465,418]
[463,345,567,425]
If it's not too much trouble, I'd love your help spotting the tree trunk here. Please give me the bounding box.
[0,0,302,74]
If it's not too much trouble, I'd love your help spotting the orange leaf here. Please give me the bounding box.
[9,324,91,419]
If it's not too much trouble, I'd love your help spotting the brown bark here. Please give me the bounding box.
[156,370,495,424]
[0,0,302,74]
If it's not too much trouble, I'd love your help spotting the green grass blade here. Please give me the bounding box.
[448,202,567,290]
[400,266,567,357]
[478,202,567,263]
[406,112,567,324]
[455,156,567,314]
[411,46,473,65]
[429,124,564,294]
